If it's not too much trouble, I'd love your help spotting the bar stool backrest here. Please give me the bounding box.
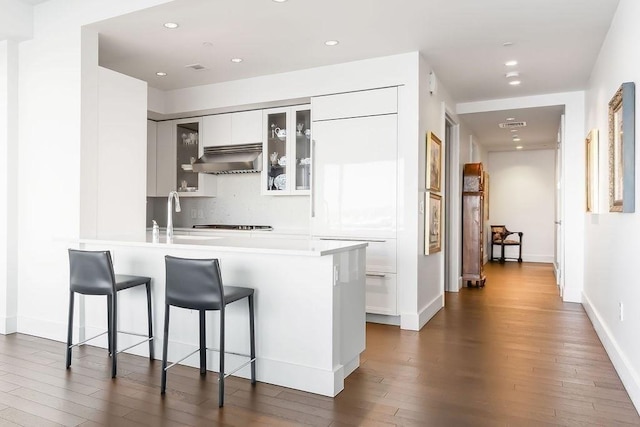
[68,249,116,295]
[165,256,225,310]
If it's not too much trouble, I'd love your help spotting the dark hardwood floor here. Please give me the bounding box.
[1,262,639,426]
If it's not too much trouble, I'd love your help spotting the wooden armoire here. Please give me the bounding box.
[462,163,486,287]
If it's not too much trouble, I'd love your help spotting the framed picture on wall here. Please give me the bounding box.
[425,192,442,255]
[585,129,599,212]
[608,82,635,213]
[426,132,442,193]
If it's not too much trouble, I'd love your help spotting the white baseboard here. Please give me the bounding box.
[0,316,17,335]
[366,313,400,326]
[582,293,640,415]
[400,293,443,331]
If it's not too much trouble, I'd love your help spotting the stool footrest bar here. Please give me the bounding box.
[164,348,201,371]
[68,331,108,349]
[222,357,256,379]
[116,337,153,355]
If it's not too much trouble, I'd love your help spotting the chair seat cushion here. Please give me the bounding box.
[115,274,151,291]
[169,285,254,310]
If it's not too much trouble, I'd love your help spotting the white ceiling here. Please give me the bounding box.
[87,0,620,151]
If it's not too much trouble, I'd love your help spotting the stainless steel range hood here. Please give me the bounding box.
[192,143,263,174]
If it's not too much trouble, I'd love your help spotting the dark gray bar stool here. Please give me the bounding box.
[161,255,256,408]
[67,249,154,378]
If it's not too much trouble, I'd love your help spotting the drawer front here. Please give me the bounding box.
[312,87,398,121]
[365,272,397,315]
[366,239,397,273]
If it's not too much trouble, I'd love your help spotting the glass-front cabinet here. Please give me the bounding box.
[262,105,311,195]
[155,117,216,197]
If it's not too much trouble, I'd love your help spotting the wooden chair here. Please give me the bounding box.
[490,225,523,263]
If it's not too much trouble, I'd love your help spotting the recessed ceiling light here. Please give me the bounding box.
[272,0,288,2]
[516,146,523,150]
[513,137,521,142]
[509,80,522,86]
[505,60,518,67]
[325,40,339,46]
[231,58,243,63]
[506,117,515,121]
[156,72,167,76]
[503,41,514,47]
[510,129,518,132]
[505,71,519,78]
[163,22,179,29]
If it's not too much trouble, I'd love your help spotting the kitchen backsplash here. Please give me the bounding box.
[147,174,310,230]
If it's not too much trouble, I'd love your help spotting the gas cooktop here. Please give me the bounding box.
[192,224,273,231]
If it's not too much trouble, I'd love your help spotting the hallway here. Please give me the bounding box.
[0,263,639,425]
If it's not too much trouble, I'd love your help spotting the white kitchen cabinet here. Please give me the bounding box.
[202,110,262,147]
[232,110,263,145]
[310,114,397,239]
[147,120,157,196]
[312,87,397,121]
[311,87,399,315]
[202,114,231,147]
[262,104,311,196]
[155,118,216,197]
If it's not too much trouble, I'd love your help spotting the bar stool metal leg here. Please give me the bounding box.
[66,291,75,369]
[249,294,256,385]
[111,292,118,378]
[161,304,170,394]
[219,307,225,408]
[107,295,113,355]
[199,310,206,376]
[146,282,154,360]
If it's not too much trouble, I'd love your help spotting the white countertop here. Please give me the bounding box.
[79,233,366,257]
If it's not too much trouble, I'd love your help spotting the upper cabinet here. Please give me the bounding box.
[312,87,397,121]
[262,105,311,196]
[155,118,216,197]
[202,110,262,147]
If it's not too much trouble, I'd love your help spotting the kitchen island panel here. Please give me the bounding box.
[77,240,365,397]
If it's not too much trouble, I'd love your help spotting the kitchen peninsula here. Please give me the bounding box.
[75,233,366,397]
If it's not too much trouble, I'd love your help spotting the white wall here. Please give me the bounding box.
[583,0,640,411]
[0,0,33,41]
[15,0,171,340]
[487,150,556,263]
[96,67,147,238]
[0,40,19,333]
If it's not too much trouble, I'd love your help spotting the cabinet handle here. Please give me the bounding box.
[311,139,316,217]
[366,273,387,278]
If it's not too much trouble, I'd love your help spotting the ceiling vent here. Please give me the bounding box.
[498,121,527,129]
[185,63,208,71]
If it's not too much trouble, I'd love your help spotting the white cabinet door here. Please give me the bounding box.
[312,87,397,121]
[231,110,262,145]
[262,105,310,196]
[365,273,397,315]
[311,114,398,239]
[155,120,175,196]
[202,114,231,147]
[155,118,216,197]
[147,120,157,196]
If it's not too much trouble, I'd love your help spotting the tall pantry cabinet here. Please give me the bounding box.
[311,87,399,315]
[461,163,486,287]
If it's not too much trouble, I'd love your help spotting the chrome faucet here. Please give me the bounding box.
[166,191,181,240]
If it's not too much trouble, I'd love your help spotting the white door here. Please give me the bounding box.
[311,114,397,239]
[554,115,565,294]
